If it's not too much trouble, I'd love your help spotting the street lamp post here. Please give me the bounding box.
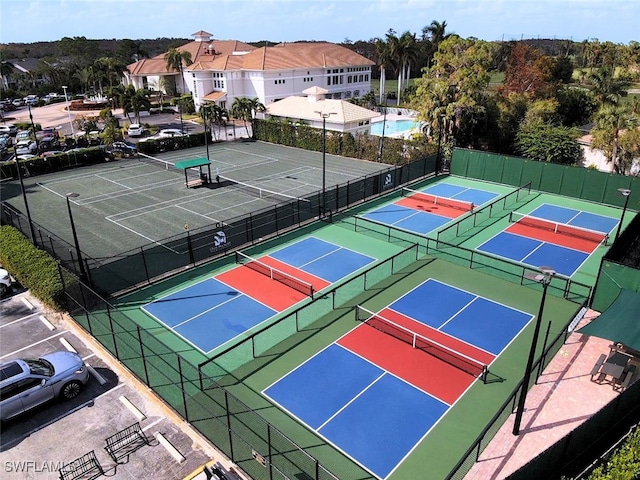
[614,188,631,242]
[436,114,445,175]
[513,266,556,435]
[13,146,37,242]
[27,103,40,152]
[377,93,387,163]
[315,110,336,217]
[62,86,74,136]
[65,192,87,282]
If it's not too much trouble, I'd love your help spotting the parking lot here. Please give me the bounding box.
[0,289,241,480]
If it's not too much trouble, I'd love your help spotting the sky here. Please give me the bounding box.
[0,0,638,46]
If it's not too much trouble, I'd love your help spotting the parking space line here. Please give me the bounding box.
[0,383,126,451]
[0,330,68,360]
[0,312,40,328]
[142,417,163,432]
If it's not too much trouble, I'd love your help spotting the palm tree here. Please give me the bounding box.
[232,97,263,137]
[374,38,391,103]
[164,48,192,134]
[398,31,419,104]
[211,104,228,141]
[73,67,93,95]
[423,20,450,68]
[591,104,638,174]
[589,67,629,107]
[164,47,192,95]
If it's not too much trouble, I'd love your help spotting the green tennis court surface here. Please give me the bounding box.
[3,141,388,259]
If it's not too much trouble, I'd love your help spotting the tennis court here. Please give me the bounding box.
[141,236,375,353]
[477,203,619,277]
[264,278,533,478]
[361,182,499,235]
[6,141,388,259]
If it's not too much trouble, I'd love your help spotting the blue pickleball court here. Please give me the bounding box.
[269,236,375,282]
[264,344,447,479]
[143,278,275,353]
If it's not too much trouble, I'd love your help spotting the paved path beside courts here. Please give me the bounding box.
[465,310,623,479]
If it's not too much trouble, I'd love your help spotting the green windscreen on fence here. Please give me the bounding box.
[450,148,639,208]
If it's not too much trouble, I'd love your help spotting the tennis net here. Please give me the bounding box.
[138,154,201,179]
[401,187,474,212]
[355,305,488,380]
[509,211,609,245]
[220,175,312,206]
[236,251,315,298]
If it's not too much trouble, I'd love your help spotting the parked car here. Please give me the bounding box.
[127,123,144,137]
[158,128,184,138]
[16,130,31,142]
[0,351,89,421]
[15,140,37,155]
[105,141,137,157]
[0,268,11,295]
[0,124,18,136]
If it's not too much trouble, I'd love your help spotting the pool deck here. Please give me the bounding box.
[464,310,626,479]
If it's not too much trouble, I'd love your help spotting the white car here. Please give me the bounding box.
[0,124,18,136]
[127,123,144,137]
[158,128,184,137]
[15,140,37,155]
[0,268,11,295]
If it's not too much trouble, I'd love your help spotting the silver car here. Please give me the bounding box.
[0,351,90,421]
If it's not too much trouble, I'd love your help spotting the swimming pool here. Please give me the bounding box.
[370,119,420,136]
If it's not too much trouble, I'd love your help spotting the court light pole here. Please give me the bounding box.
[13,146,37,242]
[27,103,40,152]
[614,188,631,242]
[65,192,87,282]
[377,93,387,163]
[62,86,75,136]
[513,266,555,435]
[314,110,336,216]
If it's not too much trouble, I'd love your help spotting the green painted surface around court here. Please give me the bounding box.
[106,174,598,479]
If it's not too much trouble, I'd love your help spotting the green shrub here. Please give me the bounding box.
[586,427,640,479]
[0,225,73,311]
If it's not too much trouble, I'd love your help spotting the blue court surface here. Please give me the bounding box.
[423,183,499,206]
[269,236,375,282]
[143,278,275,353]
[477,204,618,277]
[389,279,532,355]
[264,279,532,478]
[265,344,447,479]
[361,182,498,236]
[142,237,375,353]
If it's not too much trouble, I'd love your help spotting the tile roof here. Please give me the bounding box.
[127,40,373,75]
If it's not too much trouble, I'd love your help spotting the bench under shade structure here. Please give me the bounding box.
[175,157,213,188]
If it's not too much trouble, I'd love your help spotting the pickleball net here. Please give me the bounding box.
[401,187,474,212]
[236,251,315,298]
[508,211,609,245]
[355,305,488,381]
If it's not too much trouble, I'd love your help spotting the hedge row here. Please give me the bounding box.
[586,427,640,479]
[252,118,433,165]
[0,225,73,311]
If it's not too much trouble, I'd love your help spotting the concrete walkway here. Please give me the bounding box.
[465,310,625,479]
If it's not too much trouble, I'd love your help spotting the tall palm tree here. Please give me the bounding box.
[374,37,391,103]
[73,67,93,95]
[164,48,192,134]
[589,67,629,107]
[211,104,229,141]
[232,97,264,137]
[398,31,419,103]
[164,47,192,95]
[423,20,450,68]
[591,103,638,174]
